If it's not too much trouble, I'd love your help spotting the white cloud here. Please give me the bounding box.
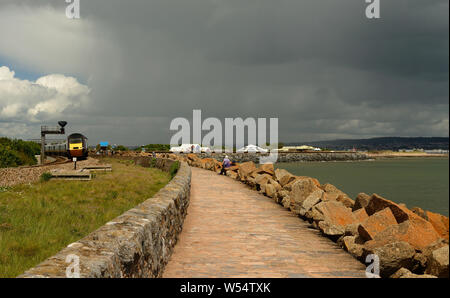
[0,66,90,123]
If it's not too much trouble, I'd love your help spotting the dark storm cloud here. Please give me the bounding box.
[0,0,448,144]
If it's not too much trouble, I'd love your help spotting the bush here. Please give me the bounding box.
[138,144,170,152]
[0,146,22,168]
[115,145,128,151]
[40,172,53,182]
[0,138,40,168]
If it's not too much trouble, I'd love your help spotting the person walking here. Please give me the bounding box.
[219,155,231,175]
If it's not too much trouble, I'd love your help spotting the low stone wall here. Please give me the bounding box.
[195,152,368,163]
[19,158,191,278]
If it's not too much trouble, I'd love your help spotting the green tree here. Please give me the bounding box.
[0,145,22,168]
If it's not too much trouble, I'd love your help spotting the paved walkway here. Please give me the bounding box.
[163,167,366,278]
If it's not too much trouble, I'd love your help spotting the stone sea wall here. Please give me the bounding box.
[175,153,449,278]
[194,152,368,163]
[19,158,191,278]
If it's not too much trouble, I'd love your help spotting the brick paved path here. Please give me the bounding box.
[163,167,366,278]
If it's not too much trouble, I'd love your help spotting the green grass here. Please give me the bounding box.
[0,158,171,277]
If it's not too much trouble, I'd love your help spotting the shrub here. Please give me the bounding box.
[138,144,170,152]
[0,138,40,168]
[40,172,53,182]
[0,146,22,168]
[115,145,128,151]
[150,158,157,168]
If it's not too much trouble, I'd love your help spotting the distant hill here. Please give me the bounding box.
[287,137,449,151]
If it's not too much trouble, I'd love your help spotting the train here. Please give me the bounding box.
[45,133,89,159]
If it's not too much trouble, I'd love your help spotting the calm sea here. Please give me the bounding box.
[276,157,449,216]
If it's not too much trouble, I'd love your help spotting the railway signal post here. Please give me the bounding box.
[40,121,67,165]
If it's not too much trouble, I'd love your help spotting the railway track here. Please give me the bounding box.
[19,156,71,169]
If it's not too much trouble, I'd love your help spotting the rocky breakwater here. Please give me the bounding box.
[192,152,368,163]
[175,153,449,278]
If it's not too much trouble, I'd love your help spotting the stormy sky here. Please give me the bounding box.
[0,0,448,145]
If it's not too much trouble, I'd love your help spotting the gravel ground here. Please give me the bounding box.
[0,158,102,187]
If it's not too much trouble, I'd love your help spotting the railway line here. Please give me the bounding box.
[19,156,71,169]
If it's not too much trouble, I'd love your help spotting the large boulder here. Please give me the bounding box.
[281,196,291,209]
[344,223,360,237]
[425,245,449,278]
[214,159,223,173]
[238,161,257,181]
[282,177,300,191]
[365,217,442,250]
[259,163,274,175]
[390,268,437,278]
[353,193,371,211]
[353,208,369,223]
[363,241,416,278]
[341,235,364,260]
[265,183,277,198]
[288,178,324,215]
[313,201,356,237]
[186,153,199,162]
[275,190,289,205]
[274,169,293,186]
[358,208,398,242]
[426,211,449,240]
[321,184,354,209]
[305,206,325,222]
[226,170,239,180]
[336,195,355,209]
[260,178,282,198]
[200,158,216,170]
[255,174,272,187]
[246,177,257,188]
[269,179,281,191]
[321,183,345,198]
[298,192,323,217]
[411,207,428,220]
[365,194,415,223]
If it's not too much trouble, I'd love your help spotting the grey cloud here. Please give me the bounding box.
[0,0,448,145]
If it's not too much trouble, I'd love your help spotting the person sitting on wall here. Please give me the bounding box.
[219,155,231,175]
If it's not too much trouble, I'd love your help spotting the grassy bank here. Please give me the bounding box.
[0,158,171,277]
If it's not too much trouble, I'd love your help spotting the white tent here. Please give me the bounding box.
[170,144,201,153]
[201,147,211,153]
[236,144,268,153]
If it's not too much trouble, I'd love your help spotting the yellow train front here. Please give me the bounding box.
[67,133,88,159]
